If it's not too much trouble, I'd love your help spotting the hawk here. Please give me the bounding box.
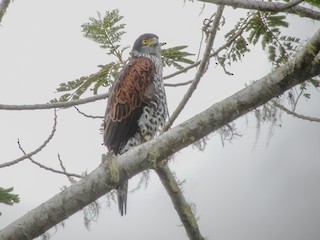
[104,33,168,216]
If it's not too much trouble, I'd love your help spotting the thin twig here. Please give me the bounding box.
[0,93,108,111]
[74,106,104,119]
[293,88,304,111]
[58,154,81,182]
[272,100,320,123]
[0,110,58,168]
[164,61,200,80]
[17,144,82,179]
[164,80,193,87]
[163,5,225,131]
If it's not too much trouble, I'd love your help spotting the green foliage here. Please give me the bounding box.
[226,35,250,63]
[82,9,126,58]
[289,78,320,106]
[221,14,252,71]
[246,12,298,67]
[162,45,195,70]
[222,8,318,131]
[52,10,126,102]
[224,11,301,69]
[0,187,20,212]
[53,9,194,102]
[247,12,285,46]
[51,62,120,102]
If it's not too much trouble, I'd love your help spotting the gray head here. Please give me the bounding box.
[132,33,161,57]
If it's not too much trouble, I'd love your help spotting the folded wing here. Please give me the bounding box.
[104,57,156,154]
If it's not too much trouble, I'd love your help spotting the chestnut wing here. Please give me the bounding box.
[104,57,156,154]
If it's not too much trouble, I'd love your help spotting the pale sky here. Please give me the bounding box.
[0,1,320,240]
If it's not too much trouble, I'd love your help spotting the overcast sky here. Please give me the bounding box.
[1,1,320,240]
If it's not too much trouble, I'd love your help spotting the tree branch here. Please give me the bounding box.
[0,93,108,111]
[57,154,80,183]
[1,28,320,240]
[74,106,104,119]
[17,142,82,179]
[164,80,193,87]
[272,100,320,123]
[0,110,58,168]
[156,165,205,240]
[0,0,11,24]
[197,0,320,20]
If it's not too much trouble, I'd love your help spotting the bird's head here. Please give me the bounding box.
[132,33,161,57]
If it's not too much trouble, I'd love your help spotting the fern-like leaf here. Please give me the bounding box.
[0,187,20,205]
[162,45,194,70]
[81,9,126,59]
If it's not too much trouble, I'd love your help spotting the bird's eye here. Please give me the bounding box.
[142,39,148,45]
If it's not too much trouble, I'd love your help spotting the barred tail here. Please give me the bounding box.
[117,180,128,216]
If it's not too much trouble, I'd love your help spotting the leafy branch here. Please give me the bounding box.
[0,187,19,206]
[51,62,119,102]
[82,9,127,63]
[51,10,126,102]
[162,45,195,70]
[0,186,20,216]
[219,12,254,69]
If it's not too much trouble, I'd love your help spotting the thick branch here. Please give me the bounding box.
[1,29,320,240]
[156,165,205,240]
[197,0,320,20]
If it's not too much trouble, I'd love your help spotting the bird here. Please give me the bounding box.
[103,33,168,216]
